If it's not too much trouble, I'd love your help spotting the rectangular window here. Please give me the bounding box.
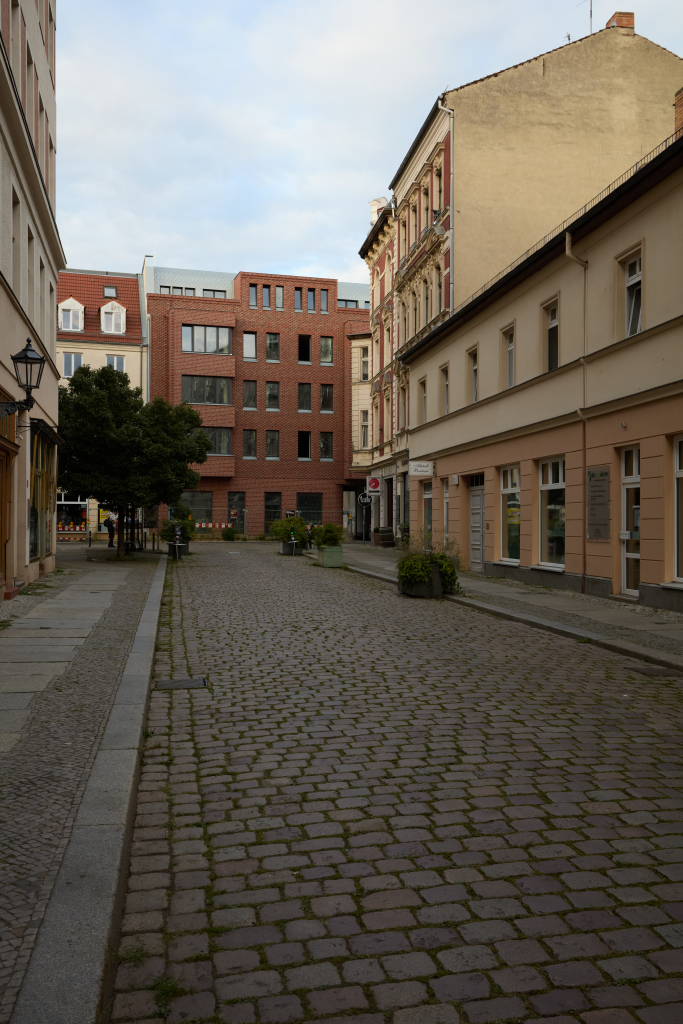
[104,311,123,333]
[243,429,256,459]
[103,285,117,298]
[185,288,195,296]
[276,285,284,310]
[202,426,232,455]
[266,430,279,459]
[676,439,683,580]
[626,256,642,337]
[298,432,311,460]
[338,298,359,308]
[243,332,256,360]
[266,333,279,361]
[182,324,232,354]
[298,335,311,362]
[360,410,369,449]
[228,491,246,532]
[295,287,303,311]
[321,289,328,313]
[320,432,333,460]
[61,308,82,331]
[444,480,449,541]
[308,288,315,312]
[320,337,333,364]
[400,387,406,430]
[243,380,257,410]
[420,380,427,424]
[539,457,565,566]
[107,355,124,372]
[263,285,271,309]
[547,304,559,371]
[264,492,281,533]
[160,286,170,294]
[440,367,449,416]
[501,465,521,562]
[172,286,182,295]
[203,289,226,299]
[63,352,82,378]
[506,330,515,388]
[622,446,641,594]
[298,383,312,412]
[249,283,257,308]
[181,376,233,405]
[470,349,478,403]
[361,347,369,381]
[320,384,333,413]
[266,381,280,410]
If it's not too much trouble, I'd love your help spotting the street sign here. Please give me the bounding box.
[358,494,372,506]
[285,509,296,517]
[409,461,433,476]
[367,476,381,492]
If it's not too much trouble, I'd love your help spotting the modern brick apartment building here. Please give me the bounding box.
[143,259,369,534]
[55,267,147,539]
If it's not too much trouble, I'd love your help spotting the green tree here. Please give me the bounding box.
[58,365,211,557]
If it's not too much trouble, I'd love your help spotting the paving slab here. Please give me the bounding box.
[110,542,683,1024]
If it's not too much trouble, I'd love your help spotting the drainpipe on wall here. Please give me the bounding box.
[438,96,455,313]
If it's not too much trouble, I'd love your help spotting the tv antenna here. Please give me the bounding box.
[576,0,593,33]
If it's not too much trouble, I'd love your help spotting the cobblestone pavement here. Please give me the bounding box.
[0,546,159,1024]
[116,541,683,1024]
[341,544,683,662]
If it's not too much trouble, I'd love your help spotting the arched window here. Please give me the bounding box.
[100,300,126,334]
[58,296,84,331]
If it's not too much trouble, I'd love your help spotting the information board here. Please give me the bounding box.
[587,465,610,540]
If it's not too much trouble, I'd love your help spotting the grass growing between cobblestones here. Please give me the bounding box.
[111,543,683,1024]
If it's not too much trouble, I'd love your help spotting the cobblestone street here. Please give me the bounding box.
[116,542,683,1024]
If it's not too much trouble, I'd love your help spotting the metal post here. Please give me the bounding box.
[88,530,91,547]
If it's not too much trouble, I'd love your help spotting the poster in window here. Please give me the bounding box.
[587,465,610,540]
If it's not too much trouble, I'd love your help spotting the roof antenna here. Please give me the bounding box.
[566,32,571,42]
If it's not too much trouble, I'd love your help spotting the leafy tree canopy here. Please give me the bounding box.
[58,365,211,513]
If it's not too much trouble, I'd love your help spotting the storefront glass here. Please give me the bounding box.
[539,458,565,565]
[31,424,57,560]
[501,465,521,561]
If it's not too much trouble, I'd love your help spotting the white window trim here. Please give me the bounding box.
[100,299,126,335]
[625,254,642,338]
[621,446,641,596]
[58,297,85,332]
[500,464,521,564]
[538,456,566,569]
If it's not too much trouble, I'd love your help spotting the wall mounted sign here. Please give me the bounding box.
[366,476,381,492]
[409,461,433,477]
[587,465,610,540]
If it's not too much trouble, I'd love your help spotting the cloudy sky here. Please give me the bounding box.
[56,1,682,281]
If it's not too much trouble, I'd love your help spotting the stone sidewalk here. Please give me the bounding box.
[114,541,683,1024]
[0,546,161,1024]
[340,544,683,665]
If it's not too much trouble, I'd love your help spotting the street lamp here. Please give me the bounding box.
[0,339,46,415]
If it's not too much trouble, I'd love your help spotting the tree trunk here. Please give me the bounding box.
[117,507,126,560]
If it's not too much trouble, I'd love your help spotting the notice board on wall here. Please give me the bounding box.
[587,465,610,540]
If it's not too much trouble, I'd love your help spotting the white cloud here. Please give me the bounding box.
[56,0,683,280]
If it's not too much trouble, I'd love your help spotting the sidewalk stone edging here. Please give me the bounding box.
[9,554,168,1024]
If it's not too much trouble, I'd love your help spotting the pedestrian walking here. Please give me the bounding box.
[105,516,116,548]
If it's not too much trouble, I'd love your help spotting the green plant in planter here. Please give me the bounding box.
[373,526,380,534]
[221,526,237,541]
[159,502,196,543]
[268,517,308,546]
[397,551,459,594]
[311,523,344,548]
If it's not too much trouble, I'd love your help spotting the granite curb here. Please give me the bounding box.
[10,554,168,1024]
[341,562,683,675]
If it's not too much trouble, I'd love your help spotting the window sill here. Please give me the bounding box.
[298,361,312,365]
[321,363,334,367]
[266,359,280,364]
[243,456,257,460]
[243,408,257,412]
[263,306,271,311]
[321,458,333,462]
[321,310,329,315]
[266,457,280,461]
[492,559,520,567]
[298,409,312,414]
[298,457,311,462]
[208,453,233,458]
[275,308,284,312]
[661,582,683,591]
[530,563,565,573]
[321,410,334,414]
[266,408,279,413]
[243,357,257,362]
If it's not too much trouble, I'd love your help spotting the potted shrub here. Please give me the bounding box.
[160,503,196,554]
[372,527,381,547]
[269,516,307,555]
[397,551,459,598]
[312,523,344,567]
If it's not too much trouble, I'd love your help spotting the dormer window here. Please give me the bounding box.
[101,300,126,334]
[58,297,84,331]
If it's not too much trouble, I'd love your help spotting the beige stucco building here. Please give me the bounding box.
[0,2,64,590]
[400,113,683,609]
[358,12,683,538]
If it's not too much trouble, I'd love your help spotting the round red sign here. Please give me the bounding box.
[368,477,380,491]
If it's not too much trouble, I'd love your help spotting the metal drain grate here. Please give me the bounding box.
[155,677,208,689]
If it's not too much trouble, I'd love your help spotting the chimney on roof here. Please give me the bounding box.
[676,88,683,140]
[369,198,388,226]
[606,11,634,30]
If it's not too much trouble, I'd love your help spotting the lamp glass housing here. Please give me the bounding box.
[12,339,45,393]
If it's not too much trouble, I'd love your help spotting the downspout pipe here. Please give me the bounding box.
[437,95,454,312]
[565,231,588,269]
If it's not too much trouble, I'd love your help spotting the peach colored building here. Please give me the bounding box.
[401,113,683,611]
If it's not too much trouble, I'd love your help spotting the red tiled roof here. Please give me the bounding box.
[57,272,143,343]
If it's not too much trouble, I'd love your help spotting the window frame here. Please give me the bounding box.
[63,352,82,378]
[545,300,559,372]
[320,337,333,365]
[201,425,232,456]
[182,324,232,354]
[675,437,683,582]
[276,285,284,310]
[360,410,369,449]
[103,285,117,298]
[298,335,311,364]
[321,289,328,313]
[265,381,280,411]
[242,380,257,411]
[106,355,125,372]
[295,287,303,311]
[181,375,233,406]
[625,255,642,337]
[320,431,333,461]
[307,288,315,312]
[59,301,84,332]
[505,327,515,389]
[101,300,126,335]
[469,347,478,404]
[243,331,257,361]
[298,383,312,413]
[242,429,257,460]
[249,283,258,308]
[539,456,566,568]
[320,384,333,413]
[266,332,280,362]
[262,284,271,309]
[621,446,641,595]
[500,464,521,564]
[297,430,311,461]
[265,429,280,460]
[360,346,369,381]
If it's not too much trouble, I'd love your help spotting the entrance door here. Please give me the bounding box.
[386,478,393,530]
[621,447,640,596]
[469,487,485,572]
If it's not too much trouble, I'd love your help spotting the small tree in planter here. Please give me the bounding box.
[160,503,197,548]
[311,523,344,567]
[269,517,307,554]
[397,551,459,598]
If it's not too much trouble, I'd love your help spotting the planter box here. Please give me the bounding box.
[317,546,343,567]
[372,533,381,546]
[279,541,303,556]
[378,527,395,548]
[398,565,443,599]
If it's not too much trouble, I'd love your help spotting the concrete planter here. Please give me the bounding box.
[317,546,343,567]
[372,533,381,546]
[378,527,395,548]
[279,541,303,556]
[398,565,443,599]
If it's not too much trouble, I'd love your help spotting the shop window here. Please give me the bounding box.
[423,481,432,541]
[622,446,641,595]
[501,465,521,562]
[539,457,565,565]
[30,426,57,561]
[264,492,281,533]
[675,439,683,581]
[443,480,449,541]
[228,491,245,532]
[297,492,322,524]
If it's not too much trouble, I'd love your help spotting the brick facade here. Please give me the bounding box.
[149,272,368,533]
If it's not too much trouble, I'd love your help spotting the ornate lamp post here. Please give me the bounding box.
[0,339,46,415]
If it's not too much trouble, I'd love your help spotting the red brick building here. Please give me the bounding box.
[146,264,369,534]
